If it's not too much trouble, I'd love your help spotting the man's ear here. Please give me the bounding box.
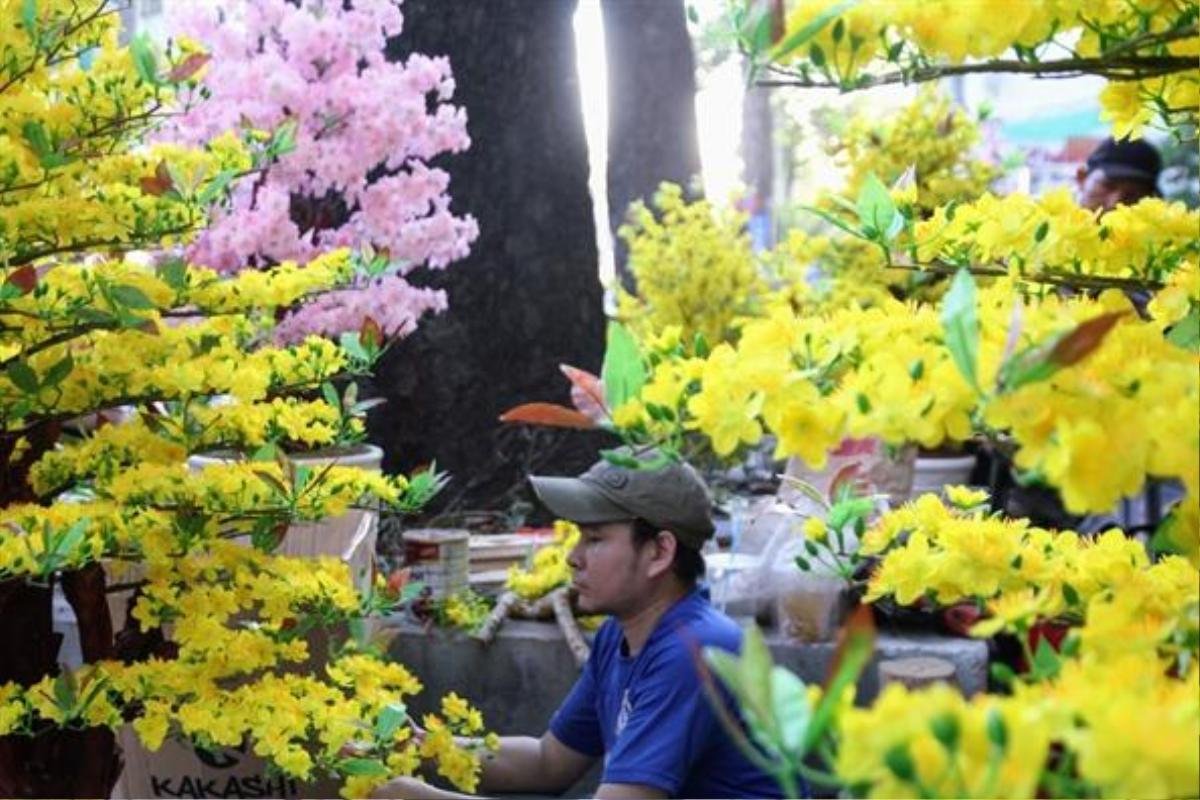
[643,530,678,579]
[1075,165,1089,187]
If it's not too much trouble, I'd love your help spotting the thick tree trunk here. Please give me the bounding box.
[741,64,775,250]
[602,0,702,284]
[375,0,611,515]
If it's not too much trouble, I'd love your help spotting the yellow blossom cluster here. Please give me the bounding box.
[862,492,1199,624]
[1,3,252,266]
[434,589,493,632]
[832,89,999,217]
[836,656,1198,799]
[0,536,493,796]
[617,182,764,346]
[506,520,581,600]
[29,397,361,495]
[617,280,1198,537]
[915,191,1199,282]
[777,0,1198,138]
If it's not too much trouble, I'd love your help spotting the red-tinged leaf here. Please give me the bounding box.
[139,161,173,196]
[560,363,608,422]
[1048,310,1127,368]
[386,567,411,597]
[360,316,383,348]
[769,0,785,42]
[942,603,983,637]
[5,265,37,294]
[167,52,210,82]
[828,462,867,503]
[823,603,876,692]
[498,402,597,430]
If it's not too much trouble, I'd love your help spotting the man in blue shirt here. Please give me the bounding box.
[373,450,783,799]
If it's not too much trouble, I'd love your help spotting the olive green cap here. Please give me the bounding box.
[529,448,715,550]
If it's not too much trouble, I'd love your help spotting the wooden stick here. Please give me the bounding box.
[512,594,555,620]
[473,590,518,644]
[551,588,590,668]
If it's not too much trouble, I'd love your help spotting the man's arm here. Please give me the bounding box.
[371,731,596,799]
[477,731,596,794]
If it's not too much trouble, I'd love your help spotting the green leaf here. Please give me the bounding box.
[321,381,341,409]
[795,555,811,571]
[600,321,646,410]
[1061,582,1080,607]
[599,448,641,470]
[986,708,1007,751]
[771,666,811,753]
[339,331,370,363]
[110,284,155,310]
[809,42,826,68]
[156,257,189,291]
[21,0,37,40]
[796,203,868,241]
[130,34,159,86]
[339,757,390,778]
[1032,637,1061,680]
[374,702,408,742]
[855,173,898,241]
[1166,306,1200,352]
[989,661,1017,687]
[21,120,50,157]
[908,359,924,380]
[52,672,74,712]
[1033,220,1050,243]
[769,0,855,62]
[884,743,916,781]
[830,18,844,43]
[42,354,73,388]
[940,269,980,392]
[6,361,39,394]
[250,443,278,462]
[827,497,873,532]
[197,168,236,205]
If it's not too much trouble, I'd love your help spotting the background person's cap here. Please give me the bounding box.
[529,448,715,549]
[1086,137,1162,185]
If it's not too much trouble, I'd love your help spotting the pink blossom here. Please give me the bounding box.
[167,0,476,337]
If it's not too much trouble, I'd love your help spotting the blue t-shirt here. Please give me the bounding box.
[550,590,785,799]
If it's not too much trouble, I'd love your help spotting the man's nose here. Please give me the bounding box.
[567,539,584,570]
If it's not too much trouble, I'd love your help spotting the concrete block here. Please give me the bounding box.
[767,630,989,701]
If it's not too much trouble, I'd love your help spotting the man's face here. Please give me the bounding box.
[566,521,655,616]
[1077,169,1156,213]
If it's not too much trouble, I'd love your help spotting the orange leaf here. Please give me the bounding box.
[139,161,174,197]
[1048,310,1127,368]
[167,52,211,82]
[360,316,383,348]
[5,265,37,295]
[386,567,411,597]
[823,603,876,692]
[769,0,785,43]
[499,402,597,430]
[559,363,608,422]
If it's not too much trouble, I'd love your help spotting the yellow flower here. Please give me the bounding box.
[944,485,989,509]
[802,517,829,543]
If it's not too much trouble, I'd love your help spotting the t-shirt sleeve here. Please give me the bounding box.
[600,646,716,795]
[549,655,605,757]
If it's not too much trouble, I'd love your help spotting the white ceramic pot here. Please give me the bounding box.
[187,444,383,591]
[909,453,977,499]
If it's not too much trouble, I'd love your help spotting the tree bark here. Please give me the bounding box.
[376,0,612,516]
[602,0,702,284]
[741,62,775,249]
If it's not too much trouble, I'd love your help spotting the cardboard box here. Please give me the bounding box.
[114,511,378,799]
[115,728,341,799]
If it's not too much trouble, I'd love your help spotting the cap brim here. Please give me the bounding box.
[1095,164,1157,183]
[529,476,634,524]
